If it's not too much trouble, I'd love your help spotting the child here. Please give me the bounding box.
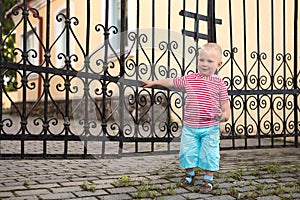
[142,43,230,193]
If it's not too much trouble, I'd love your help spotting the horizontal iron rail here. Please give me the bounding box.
[229,89,299,95]
[0,150,181,159]
[2,61,298,95]
[0,133,295,141]
[0,134,179,142]
[179,10,222,24]
[1,61,146,87]
[220,134,297,140]
[181,30,208,40]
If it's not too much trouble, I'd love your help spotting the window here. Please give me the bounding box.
[109,0,128,52]
[55,8,67,68]
[20,28,39,79]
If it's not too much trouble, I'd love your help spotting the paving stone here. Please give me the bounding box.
[256,195,281,200]
[277,172,297,177]
[106,186,137,194]
[1,147,300,199]
[280,193,300,199]
[242,175,257,180]
[14,188,51,196]
[28,183,61,189]
[38,178,70,184]
[69,197,99,200]
[260,174,279,179]
[181,192,212,199]
[0,191,14,198]
[149,178,170,184]
[39,192,76,199]
[277,177,296,182]
[4,196,40,200]
[0,185,28,192]
[255,179,278,184]
[204,195,236,200]
[50,186,82,193]
[218,182,234,189]
[174,187,190,194]
[157,195,186,200]
[236,185,256,192]
[232,180,252,186]
[73,189,108,197]
[3,180,30,187]
[60,181,92,187]
[99,193,132,200]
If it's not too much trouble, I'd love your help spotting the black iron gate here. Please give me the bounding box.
[0,0,299,158]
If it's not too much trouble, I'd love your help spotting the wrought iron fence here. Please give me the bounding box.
[0,0,299,158]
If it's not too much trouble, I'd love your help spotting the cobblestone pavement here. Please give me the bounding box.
[0,147,299,200]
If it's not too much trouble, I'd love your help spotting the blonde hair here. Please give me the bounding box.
[201,43,222,61]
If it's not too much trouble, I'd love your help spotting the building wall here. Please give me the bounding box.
[7,0,298,135]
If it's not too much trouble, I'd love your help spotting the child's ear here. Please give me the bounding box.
[217,61,223,69]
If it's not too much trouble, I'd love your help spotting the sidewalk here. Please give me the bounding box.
[0,147,299,200]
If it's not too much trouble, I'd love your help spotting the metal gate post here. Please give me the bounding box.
[0,0,3,140]
[118,0,127,155]
[294,0,298,147]
[207,0,216,42]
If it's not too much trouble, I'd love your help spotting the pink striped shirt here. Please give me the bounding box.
[173,73,229,128]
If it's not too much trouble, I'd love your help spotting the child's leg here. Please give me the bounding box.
[204,170,214,181]
[200,170,215,193]
[180,168,195,187]
[185,168,195,181]
[179,126,199,187]
[198,125,220,193]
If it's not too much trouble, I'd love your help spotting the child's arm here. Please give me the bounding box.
[219,100,230,122]
[141,78,174,88]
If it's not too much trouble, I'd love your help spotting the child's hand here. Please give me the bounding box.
[140,80,153,88]
[219,101,230,122]
[217,112,229,122]
[140,78,174,89]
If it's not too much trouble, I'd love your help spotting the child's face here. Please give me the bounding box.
[197,48,222,76]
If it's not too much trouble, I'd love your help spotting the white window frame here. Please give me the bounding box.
[20,27,39,80]
[54,3,75,68]
[101,0,134,60]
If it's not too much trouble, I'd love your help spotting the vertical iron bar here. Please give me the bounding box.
[195,0,199,73]
[83,0,91,157]
[118,0,127,155]
[43,0,51,158]
[148,0,155,153]
[181,0,186,151]
[242,0,248,149]
[64,0,71,158]
[228,0,235,149]
[120,0,126,77]
[150,0,155,151]
[256,0,261,148]
[166,0,171,152]
[282,0,287,146]
[134,0,140,153]
[101,0,110,158]
[0,0,3,144]
[207,0,216,42]
[21,0,28,158]
[182,0,186,76]
[85,1,90,57]
[270,0,275,147]
[293,0,298,147]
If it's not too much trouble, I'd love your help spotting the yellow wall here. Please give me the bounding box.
[215,0,299,136]
[11,0,298,97]
[9,0,298,135]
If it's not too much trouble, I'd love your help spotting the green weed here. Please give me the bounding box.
[114,174,132,187]
[81,181,96,192]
